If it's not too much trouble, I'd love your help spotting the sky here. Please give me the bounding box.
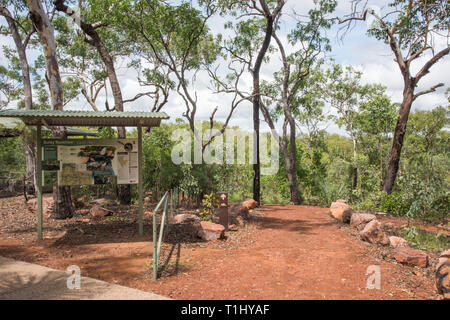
[0,0,449,136]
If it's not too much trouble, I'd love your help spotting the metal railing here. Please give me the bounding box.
[152,191,169,280]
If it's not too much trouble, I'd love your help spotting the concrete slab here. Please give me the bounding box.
[0,256,169,300]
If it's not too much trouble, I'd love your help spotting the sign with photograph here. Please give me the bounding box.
[41,139,138,186]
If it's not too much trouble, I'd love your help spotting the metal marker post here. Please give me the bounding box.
[36,123,43,240]
[138,124,143,236]
[218,192,228,231]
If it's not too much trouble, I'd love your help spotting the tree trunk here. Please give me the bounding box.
[252,101,261,205]
[379,136,383,189]
[1,4,36,194]
[383,87,414,194]
[251,12,275,205]
[27,0,74,218]
[352,137,357,190]
[54,0,131,204]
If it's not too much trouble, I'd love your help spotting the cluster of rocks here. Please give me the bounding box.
[436,250,450,300]
[170,199,257,241]
[329,199,449,300]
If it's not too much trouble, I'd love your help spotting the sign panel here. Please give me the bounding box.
[41,139,138,186]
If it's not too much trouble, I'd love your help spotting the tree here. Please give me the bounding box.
[53,0,146,204]
[339,0,450,193]
[266,0,336,203]
[356,91,397,189]
[209,0,285,204]
[1,1,37,194]
[318,65,372,191]
[26,0,74,218]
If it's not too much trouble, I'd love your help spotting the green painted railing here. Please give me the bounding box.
[152,191,169,280]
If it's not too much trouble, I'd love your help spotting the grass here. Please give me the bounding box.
[402,226,450,252]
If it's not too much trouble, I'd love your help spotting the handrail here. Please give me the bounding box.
[152,191,169,280]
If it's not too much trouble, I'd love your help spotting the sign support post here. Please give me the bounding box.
[36,123,43,240]
[138,123,143,236]
[218,192,228,231]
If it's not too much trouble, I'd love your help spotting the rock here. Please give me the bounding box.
[389,236,408,248]
[89,198,115,206]
[342,210,353,224]
[440,249,450,259]
[144,196,152,204]
[171,213,201,224]
[336,199,347,203]
[392,247,429,268]
[436,257,448,271]
[90,205,112,218]
[197,221,225,241]
[242,199,258,210]
[77,209,90,216]
[350,213,377,231]
[359,220,390,246]
[27,197,54,215]
[330,201,353,222]
[436,260,450,300]
[73,198,84,209]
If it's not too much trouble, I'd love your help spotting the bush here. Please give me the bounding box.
[379,192,410,215]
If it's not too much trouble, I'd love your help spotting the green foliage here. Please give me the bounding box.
[379,192,410,215]
[402,226,450,252]
[200,192,217,221]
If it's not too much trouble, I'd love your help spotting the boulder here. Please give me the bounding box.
[359,220,390,246]
[90,205,112,218]
[27,197,54,215]
[392,247,429,268]
[440,249,450,259]
[73,198,85,209]
[242,199,258,210]
[171,213,201,224]
[350,213,377,231]
[77,208,90,216]
[389,236,409,248]
[436,260,450,300]
[336,199,347,203]
[330,201,353,222]
[89,198,115,206]
[197,221,225,241]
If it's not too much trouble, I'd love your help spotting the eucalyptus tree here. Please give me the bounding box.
[53,0,162,204]
[339,0,450,193]
[26,0,75,218]
[355,90,397,189]
[211,0,336,204]
[209,0,285,204]
[319,65,374,190]
[0,0,38,193]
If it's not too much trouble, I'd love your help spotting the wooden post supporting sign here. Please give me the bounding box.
[218,192,228,231]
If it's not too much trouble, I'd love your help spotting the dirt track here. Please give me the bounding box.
[0,204,441,299]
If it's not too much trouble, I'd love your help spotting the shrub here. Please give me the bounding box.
[379,191,410,215]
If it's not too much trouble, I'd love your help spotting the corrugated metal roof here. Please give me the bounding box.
[0,109,169,127]
[0,117,98,137]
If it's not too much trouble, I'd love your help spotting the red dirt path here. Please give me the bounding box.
[0,204,440,299]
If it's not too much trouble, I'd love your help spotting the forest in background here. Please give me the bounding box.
[0,0,448,222]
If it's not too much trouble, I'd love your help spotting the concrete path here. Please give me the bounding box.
[0,256,169,300]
